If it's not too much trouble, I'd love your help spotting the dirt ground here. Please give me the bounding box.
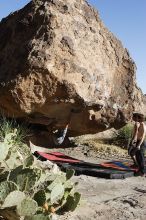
[59,175,146,220]
[30,136,146,220]
[54,140,146,220]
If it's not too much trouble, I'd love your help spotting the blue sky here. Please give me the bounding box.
[0,0,145,94]
[88,0,146,94]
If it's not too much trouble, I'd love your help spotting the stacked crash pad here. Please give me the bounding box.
[34,151,140,179]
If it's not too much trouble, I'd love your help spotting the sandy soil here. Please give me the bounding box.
[56,143,146,220]
[59,175,146,220]
[30,137,146,220]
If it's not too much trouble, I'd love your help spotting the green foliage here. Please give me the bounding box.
[24,155,34,167]
[17,198,38,216]
[0,181,18,203]
[2,191,25,208]
[0,117,14,142]
[10,168,40,192]
[0,120,81,220]
[66,169,75,180]
[0,142,10,162]
[33,190,46,206]
[50,183,64,204]
[0,116,28,146]
[26,214,50,220]
[112,124,133,148]
[61,192,81,212]
[8,165,23,181]
[47,174,66,191]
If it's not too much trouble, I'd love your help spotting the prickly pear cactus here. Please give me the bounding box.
[10,168,40,192]
[0,181,18,204]
[50,183,64,204]
[33,190,46,206]
[25,214,50,220]
[0,129,81,220]
[24,155,34,167]
[66,169,75,180]
[17,198,38,216]
[2,191,26,208]
[62,192,81,211]
[0,142,10,162]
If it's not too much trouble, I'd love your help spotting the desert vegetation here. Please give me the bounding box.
[0,118,80,220]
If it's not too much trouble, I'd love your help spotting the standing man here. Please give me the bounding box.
[130,113,146,176]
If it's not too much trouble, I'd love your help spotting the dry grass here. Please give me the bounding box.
[73,137,128,159]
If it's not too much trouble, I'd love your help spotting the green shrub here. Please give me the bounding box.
[112,124,133,148]
[0,116,28,145]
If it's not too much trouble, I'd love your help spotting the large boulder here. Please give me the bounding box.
[0,0,144,136]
